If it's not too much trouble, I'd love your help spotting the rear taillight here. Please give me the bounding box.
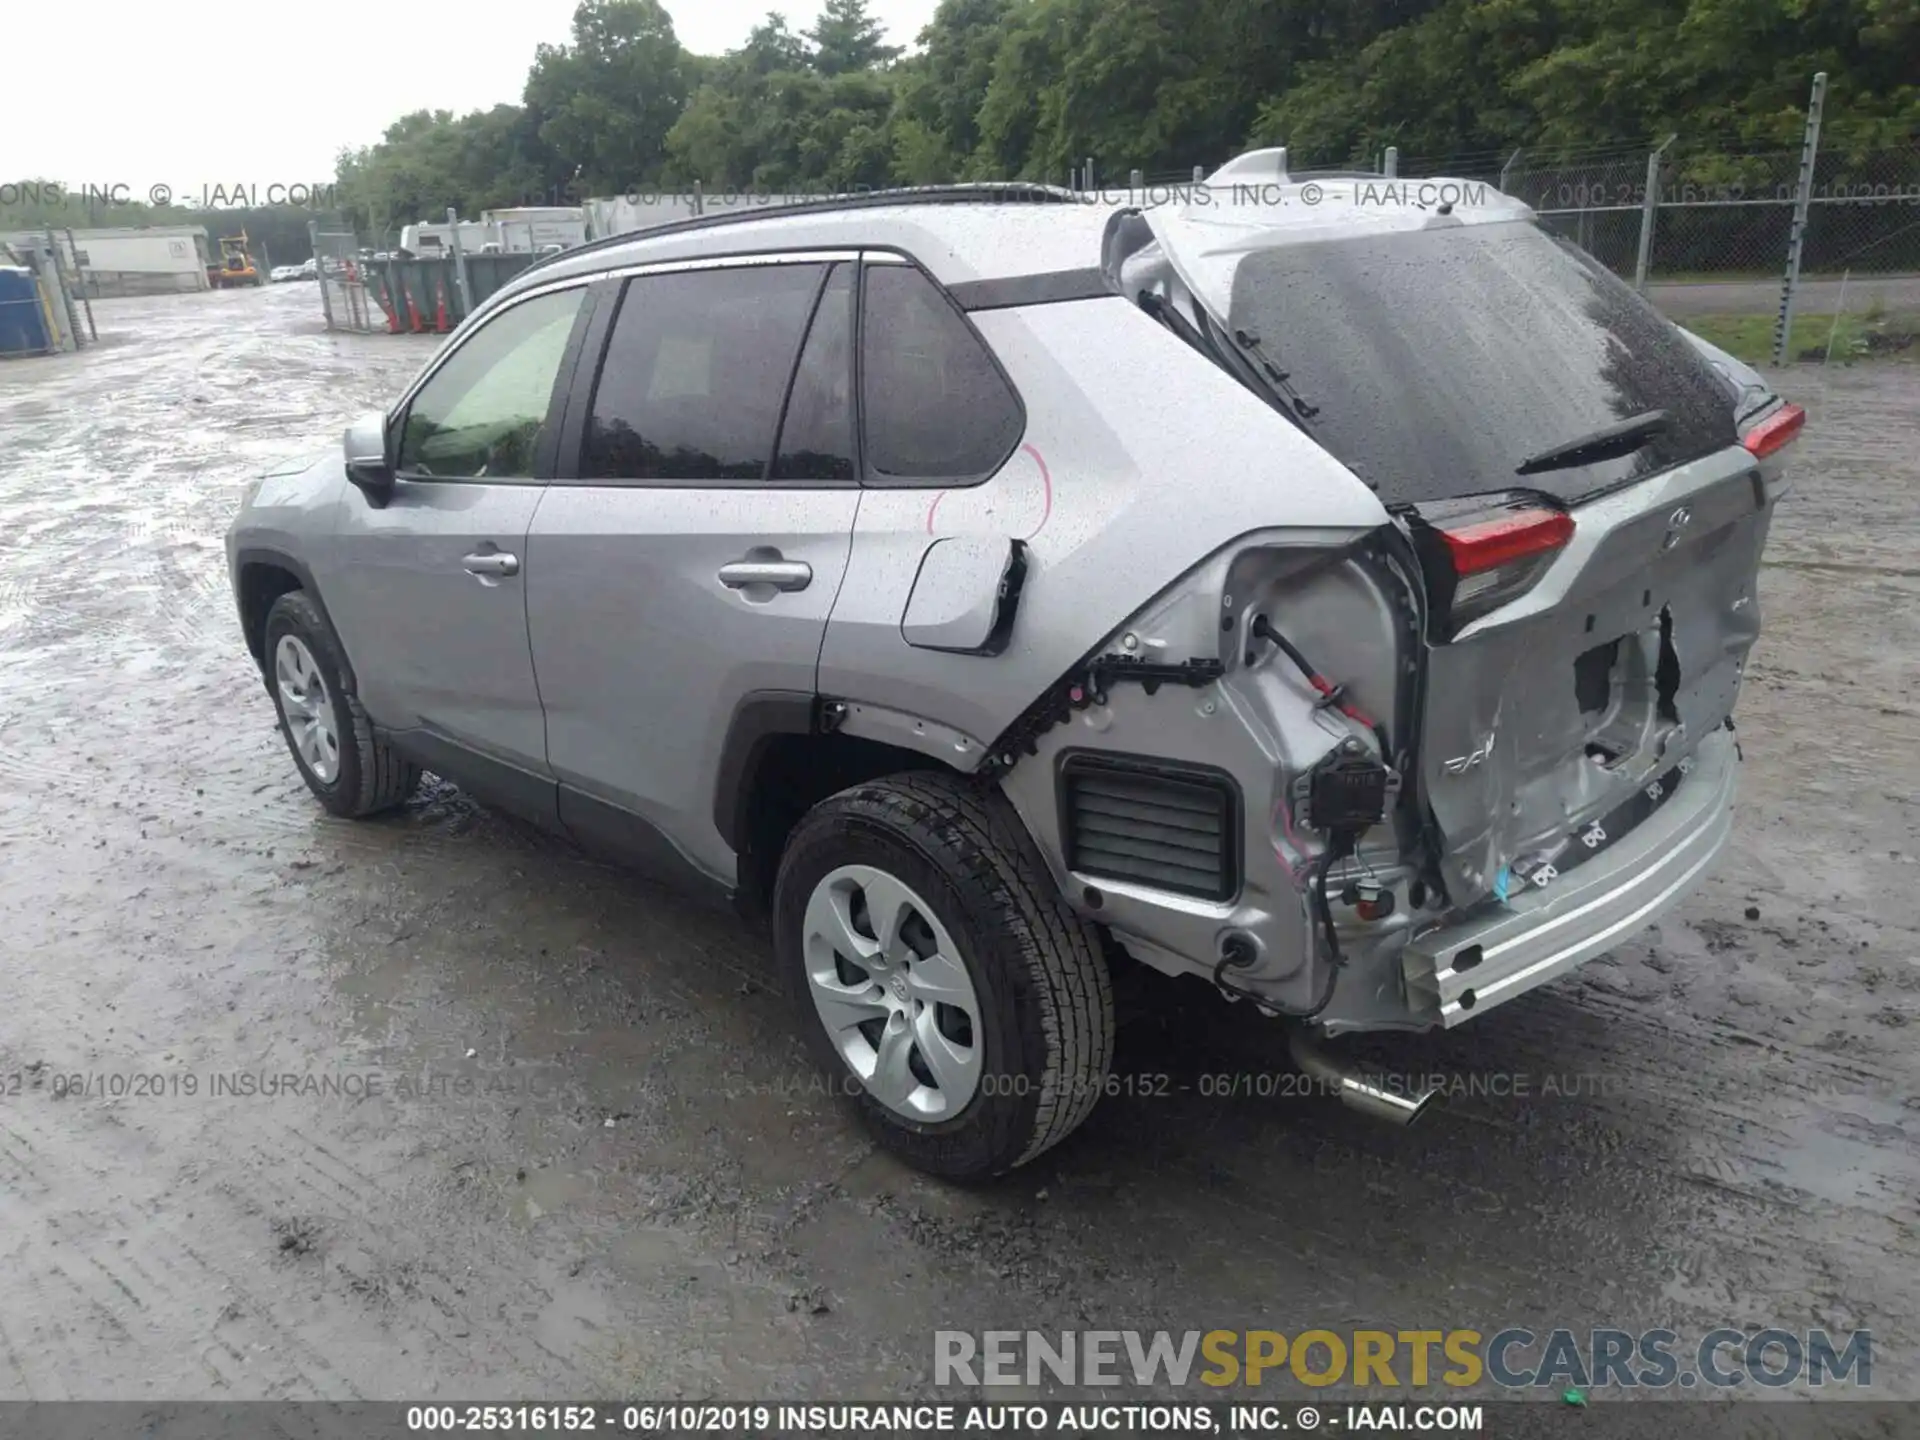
[1741,402,1805,459]
[1409,498,1576,639]
[1439,508,1577,577]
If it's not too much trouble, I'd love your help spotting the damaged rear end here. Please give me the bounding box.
[1100,188,1798,1034]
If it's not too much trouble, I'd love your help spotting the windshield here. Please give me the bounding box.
[1223,220,1737,505]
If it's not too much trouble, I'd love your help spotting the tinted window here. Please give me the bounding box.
[773,265,855,481]
[1223,221,1737,504]
[585,265,823,482]
[398,287,583,478]
[861,264,1022,479]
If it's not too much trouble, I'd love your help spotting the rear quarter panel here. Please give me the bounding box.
[816,296,1387,751]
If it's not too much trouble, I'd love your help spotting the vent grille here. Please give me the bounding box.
[1060,756,1237,901]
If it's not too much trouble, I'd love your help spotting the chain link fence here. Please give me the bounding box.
[312,226,377,334]
[1127,79,1917,364]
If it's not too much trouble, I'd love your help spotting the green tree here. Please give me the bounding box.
[742,11,809,71]
[890,0,1016,180]
[524,0,690,191]
[806,0,902,76]
[316,0,1920,231]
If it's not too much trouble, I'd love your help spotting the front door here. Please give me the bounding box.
[527,258,860,883]
[326,283,589,788]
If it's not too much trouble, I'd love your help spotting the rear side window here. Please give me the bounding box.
[860,263,1023,480]
[584,264,824,482]
[1224,220,1738,505]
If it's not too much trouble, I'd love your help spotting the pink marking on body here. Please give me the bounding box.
[1020,443,1053,540]
[926,444,1050,538]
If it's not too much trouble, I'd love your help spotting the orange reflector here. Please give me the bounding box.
[1742,402,1806,459]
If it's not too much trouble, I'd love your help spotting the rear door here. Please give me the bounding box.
[1172,212,1777,906]
[525,255,861,885]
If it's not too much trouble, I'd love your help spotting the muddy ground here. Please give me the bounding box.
[0,285,1915,1413]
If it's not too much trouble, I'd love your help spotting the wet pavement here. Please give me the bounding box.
[0,285,1917,1408]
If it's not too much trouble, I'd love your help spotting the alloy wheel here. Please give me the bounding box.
[801,864,984,1120]
[274,634,341,785]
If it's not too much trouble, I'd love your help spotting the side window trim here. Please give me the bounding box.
[388,280,596,486]
[558,256,860,490]
[553,276,624,480]
[767,262,857,484]
[854,252,1028,490]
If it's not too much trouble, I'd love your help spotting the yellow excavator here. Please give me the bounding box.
[207,231,261,288]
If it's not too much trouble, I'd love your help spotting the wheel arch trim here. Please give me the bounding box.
[234,547,357,695]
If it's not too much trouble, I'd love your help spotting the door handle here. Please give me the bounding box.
[717,559,812,592]
[462,551,520,578]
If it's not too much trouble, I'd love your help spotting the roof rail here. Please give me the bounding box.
[518,182,1080,280]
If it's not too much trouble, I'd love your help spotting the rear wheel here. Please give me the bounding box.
[774,772,1113,1180]
[262,591,418,819]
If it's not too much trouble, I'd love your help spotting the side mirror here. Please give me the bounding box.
[343,412,395,507]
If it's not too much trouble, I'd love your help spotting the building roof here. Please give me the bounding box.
[49,226,208,241]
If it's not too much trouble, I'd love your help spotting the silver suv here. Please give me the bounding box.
[228,166,1802,1180]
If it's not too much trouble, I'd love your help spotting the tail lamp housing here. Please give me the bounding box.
[1740,401,1805,460]
[1408,494,1576,640]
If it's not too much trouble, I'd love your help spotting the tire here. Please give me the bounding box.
[262,591,419,819]
[774,771,1113,1181]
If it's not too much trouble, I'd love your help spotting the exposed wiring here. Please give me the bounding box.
[1213,834,1355,1020]
[1250,613,1392,759]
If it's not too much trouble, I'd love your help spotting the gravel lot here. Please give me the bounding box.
[1,284,1916,1413]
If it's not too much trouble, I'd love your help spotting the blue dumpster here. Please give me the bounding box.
[0,266,53,357]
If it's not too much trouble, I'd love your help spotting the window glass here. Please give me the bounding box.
[1223,221,1737,504]
[398,287,583,478]
[585,265,824,482]
[861,263,1023,479]
[772,265,855,481]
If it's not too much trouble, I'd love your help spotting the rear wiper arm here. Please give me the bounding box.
[1515,409,1669,476]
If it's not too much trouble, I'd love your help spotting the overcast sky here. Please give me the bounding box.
[2,0,942,198]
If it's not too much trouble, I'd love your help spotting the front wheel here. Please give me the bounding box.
[774,772,1114,1181]
[262,591,418,819]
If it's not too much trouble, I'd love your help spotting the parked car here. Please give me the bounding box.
[298,258,318,280]
[226,168,1800,1180]
[268,265,299,283]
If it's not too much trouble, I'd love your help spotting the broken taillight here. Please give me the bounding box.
[1409,496,1576,639]
[1741,402,1806,459]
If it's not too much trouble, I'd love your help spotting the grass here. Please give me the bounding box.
[1672,306,1920,365]
[1646,269,1781,286]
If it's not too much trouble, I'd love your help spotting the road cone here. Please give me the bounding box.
[376,276,401,333]
[434,277,450,334]
[405,283,426,334]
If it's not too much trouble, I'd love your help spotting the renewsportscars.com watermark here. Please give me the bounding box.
[935,1328,1871,1391]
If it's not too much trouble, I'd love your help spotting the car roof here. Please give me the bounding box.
[504,188,1114,296]
[487,176,1530,314]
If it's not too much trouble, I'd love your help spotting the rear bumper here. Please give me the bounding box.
[1401,729,1737,1027]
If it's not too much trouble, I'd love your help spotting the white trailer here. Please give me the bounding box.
[398,220,493,258]
[481,207,588,253]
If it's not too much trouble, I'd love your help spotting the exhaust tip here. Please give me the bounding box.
[1288,1029,1440,1129]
